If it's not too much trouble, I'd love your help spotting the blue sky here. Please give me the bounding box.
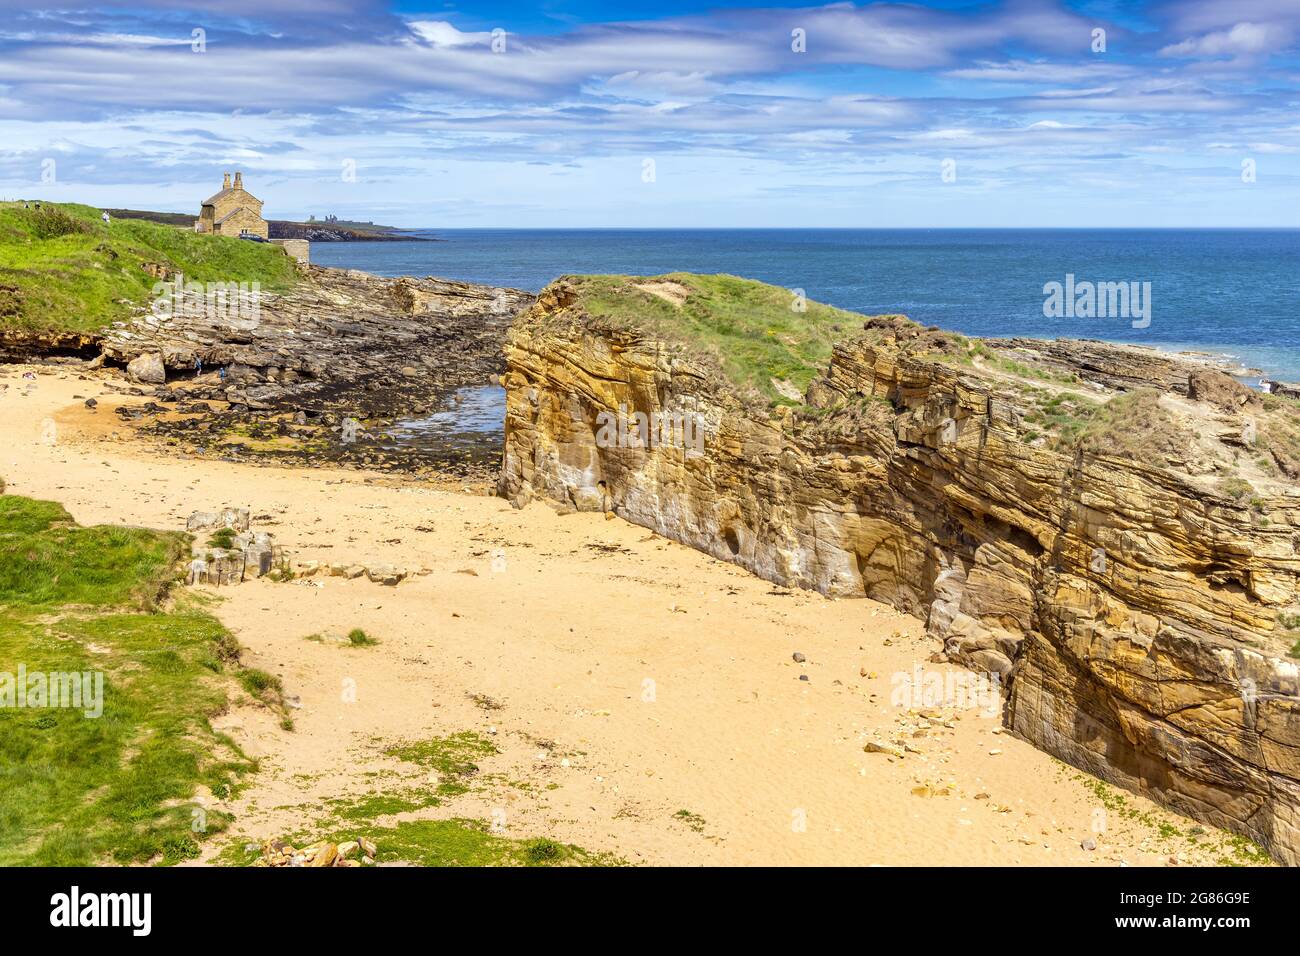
[1,0,1298,226]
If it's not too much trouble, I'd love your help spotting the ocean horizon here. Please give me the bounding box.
[312,227,1300,381]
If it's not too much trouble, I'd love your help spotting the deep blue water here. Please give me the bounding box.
[312,229,1300,380]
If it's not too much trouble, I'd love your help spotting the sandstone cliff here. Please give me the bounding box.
[499,273,1300,863]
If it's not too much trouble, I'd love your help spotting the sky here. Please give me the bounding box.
[1,0,1298,227]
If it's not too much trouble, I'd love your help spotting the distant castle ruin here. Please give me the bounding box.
[195,171,268,239]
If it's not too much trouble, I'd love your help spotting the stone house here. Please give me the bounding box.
[195,171,268,239]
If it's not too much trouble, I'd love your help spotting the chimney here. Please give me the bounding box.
[223,172,231,190]
[234,171,243,189]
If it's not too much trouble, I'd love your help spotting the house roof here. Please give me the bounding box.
[202,186,262,207]
[202,188,234,206]
[214,208,247,225]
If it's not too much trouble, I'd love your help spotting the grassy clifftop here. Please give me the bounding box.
[0,201,299,335]
[559,272,880,404]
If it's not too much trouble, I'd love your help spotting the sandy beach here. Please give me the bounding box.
[0,363,1268,867]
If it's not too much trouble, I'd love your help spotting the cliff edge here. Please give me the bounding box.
[499,272,1300,863]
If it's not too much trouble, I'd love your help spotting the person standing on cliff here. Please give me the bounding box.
[195,355,203,377]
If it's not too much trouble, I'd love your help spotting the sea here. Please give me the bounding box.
[312,229,1300,382]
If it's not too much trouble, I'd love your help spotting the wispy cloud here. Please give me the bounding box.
[0,0,1297,225]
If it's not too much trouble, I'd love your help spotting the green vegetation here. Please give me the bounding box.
[0,200,298,334]
[1257,393,1300,478]
[206,527,236,550]
[1073,389,1192,467]
[386,731,498,796]
[219,818,617,868]
[347,627,378,647]
[0,492,257,865]
[673,809,706,833]
[564,273,872,404]
[1020,391,1100,449]
[1217,476,1257,504]
[325,790,444,823]
[237,667,284,708]
[320,819,613,866]
[1067,767,1269,866]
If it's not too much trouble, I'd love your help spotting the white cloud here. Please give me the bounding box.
[1160,21,1293,59]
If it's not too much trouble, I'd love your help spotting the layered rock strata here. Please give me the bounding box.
[499,276,1300,863]
[101,265,532,412]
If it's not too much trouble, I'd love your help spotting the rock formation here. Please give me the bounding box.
[499,274,1300,864]
[101,265,532,412]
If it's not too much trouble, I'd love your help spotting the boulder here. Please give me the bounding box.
[1188,367,1261,413]
[365,564,406,586]
[126,351,166,384]
[186,508,251,533]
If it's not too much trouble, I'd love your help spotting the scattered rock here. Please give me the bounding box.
[864,741,906,758]
[254,835,378,868]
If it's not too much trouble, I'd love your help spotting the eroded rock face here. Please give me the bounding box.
[500,280,1300,863]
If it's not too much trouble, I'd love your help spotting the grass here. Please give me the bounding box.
[1257,393,1300,478]
[0,200,299,335]
[1068,767,1269,866]
[1071,389,1193,467]
[237,667,283,707]
[0,492,258,865]
[219,817,618,867]
[385,731,498,796]
[0,495,185,608]
[1020,390,1101,449]
[206,527,236,550]
[319,819,614,866]
[673,809,706,833]
[347,627,378,647]
[325,790,444,823]
[557,273,875,405]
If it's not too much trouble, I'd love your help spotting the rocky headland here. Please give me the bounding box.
[9,263,533,478]
[497,273,1300,864]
